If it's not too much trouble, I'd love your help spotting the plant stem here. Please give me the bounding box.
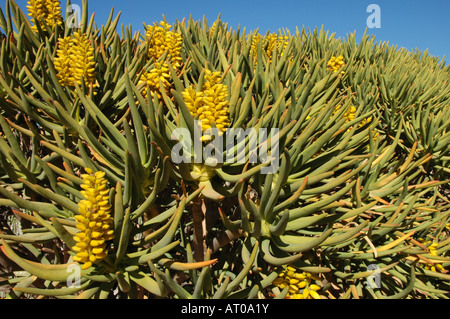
[192,196,208,262]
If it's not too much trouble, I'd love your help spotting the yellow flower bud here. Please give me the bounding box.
[310,290,321,299]
[289,278,300,285]
[297,281,307,289]
[92,247,104,255]
[294,273,306,280]
[81,261,93,270]
[289,285,299,293]
[310,284,321,291]
[303,288,310,299]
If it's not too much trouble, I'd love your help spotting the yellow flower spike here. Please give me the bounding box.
[273,267,325,299]
[54,32,97,89]
[72,169,114,270]
[332,105,357,124]
[183,70,230,136]
[250,33,289,66]
[264,33,279,61]
[209,21,222,38]
[27,0,63,31]
[145,21,183,69]
[250,33,263,54]
[327,55,346,73]
[418,239,446,273]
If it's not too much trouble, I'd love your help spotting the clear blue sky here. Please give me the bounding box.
[10,0,450,62]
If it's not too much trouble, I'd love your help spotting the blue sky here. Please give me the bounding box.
[11,0,450,62]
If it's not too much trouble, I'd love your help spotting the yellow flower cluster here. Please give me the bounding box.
[250,34,263,52]
[182,69,230,140]
[209,21,221,38]
[273,266,323,299]
[54,32,97,89]
[333,104,357,123]
[251,33,289,64]
[359,117,379,141]
[332,105,378,141]
[27,0,63,31]
[327,55,345,73]
[72,168,114,270]
[145,21,183,69]
[420,239,446,273]
[265,33,289,61]
[139,21,183,99]
[138,62,171,100]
